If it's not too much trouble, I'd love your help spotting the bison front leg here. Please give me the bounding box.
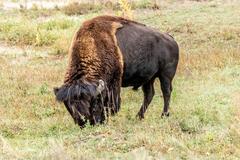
[107,80,121,115]
[63,101,86,128]
[137,79,155,119]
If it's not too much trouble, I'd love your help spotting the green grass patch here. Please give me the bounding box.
[0,0,240,159]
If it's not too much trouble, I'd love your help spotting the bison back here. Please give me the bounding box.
[116,22,179,89]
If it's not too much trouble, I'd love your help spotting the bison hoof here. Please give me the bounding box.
[161,112,170,117]
[136,112,144,120]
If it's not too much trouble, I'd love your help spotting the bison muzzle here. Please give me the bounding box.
[54,16,179,127]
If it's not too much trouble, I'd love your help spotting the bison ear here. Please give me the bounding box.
[53,87,59,96]
[96,80,105,95]
[53,86,69,102]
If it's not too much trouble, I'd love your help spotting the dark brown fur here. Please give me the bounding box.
[64,16,145,84]
[54,16,134,126]
[54,15,179,127]
[65,16,127,113]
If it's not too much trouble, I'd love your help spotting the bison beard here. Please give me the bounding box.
[54,80,106,127]
[54,16,179,127]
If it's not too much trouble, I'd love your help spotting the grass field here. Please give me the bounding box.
[0,0,240,159]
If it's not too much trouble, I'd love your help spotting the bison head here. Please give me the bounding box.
[54,80,106,127]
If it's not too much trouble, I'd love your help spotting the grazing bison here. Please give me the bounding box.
[54,16,179,127]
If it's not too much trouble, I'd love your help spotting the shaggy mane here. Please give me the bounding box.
[54,80,97,102]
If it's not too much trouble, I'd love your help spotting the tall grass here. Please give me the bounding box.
[118,0,133,19]
[61,2,102,16]
[0,17,74,46]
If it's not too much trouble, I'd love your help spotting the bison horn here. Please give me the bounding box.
[96,80,105,95]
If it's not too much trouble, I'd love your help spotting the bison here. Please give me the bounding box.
[54,16,179,127]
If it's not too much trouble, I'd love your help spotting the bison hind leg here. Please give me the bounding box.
[159,75,172,118]
[159,65,177,117]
